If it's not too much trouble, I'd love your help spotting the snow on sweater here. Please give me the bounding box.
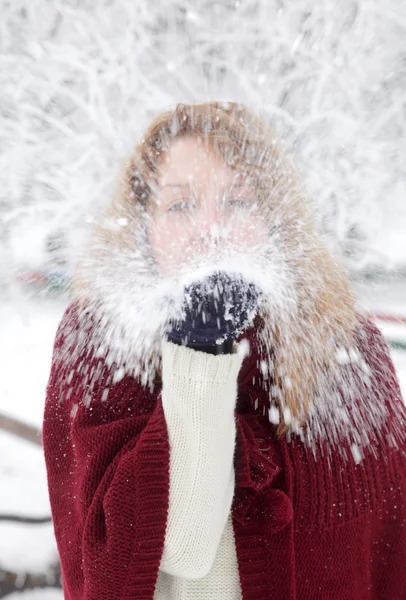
[42,303,406,599]
[154,340,243,598]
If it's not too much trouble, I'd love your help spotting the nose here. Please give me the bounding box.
[199,222,221,247]
[198,194,224,243]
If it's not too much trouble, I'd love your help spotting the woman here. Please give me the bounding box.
[42,101,406,600]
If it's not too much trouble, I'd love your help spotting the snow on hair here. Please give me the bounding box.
[70,101,359,443]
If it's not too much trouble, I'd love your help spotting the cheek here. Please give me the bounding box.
[149,218,191,259]
[227,215,268,247]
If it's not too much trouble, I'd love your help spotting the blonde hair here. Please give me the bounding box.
[72,101,357,440]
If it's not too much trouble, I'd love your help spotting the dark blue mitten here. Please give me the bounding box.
[167,271,262,355]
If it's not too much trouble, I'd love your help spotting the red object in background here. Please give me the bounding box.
[16,271,47,286]
[372,313,406,325]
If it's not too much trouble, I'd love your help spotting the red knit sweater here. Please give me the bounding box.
[42,303,406,600]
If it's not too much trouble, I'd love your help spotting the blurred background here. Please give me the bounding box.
[0,0,405,597]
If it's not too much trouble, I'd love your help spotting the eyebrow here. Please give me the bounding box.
[161,182,250,190]
[161,183,190,189]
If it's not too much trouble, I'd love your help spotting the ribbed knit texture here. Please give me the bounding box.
[42,303,406,600]
[155,513,242,599]
[154,340,243,597]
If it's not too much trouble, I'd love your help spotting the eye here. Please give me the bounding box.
[226,197,251,209]
[167,199,195,213]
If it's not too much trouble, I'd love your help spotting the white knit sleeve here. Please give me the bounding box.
[158,339,243,580]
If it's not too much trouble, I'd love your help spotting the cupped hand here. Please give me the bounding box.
[167,271,262,354]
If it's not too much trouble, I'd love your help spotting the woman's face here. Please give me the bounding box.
[146,136,268,277]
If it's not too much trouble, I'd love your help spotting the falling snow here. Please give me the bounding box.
[0,1,405,596]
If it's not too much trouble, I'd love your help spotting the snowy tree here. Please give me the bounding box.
[1,0,405,291]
